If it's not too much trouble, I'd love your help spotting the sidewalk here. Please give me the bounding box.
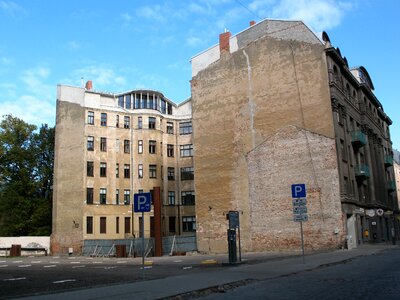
[21,244,398,300]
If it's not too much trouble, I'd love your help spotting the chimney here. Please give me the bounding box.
[249,20,256,26]
[85,80,93,91]
[219,31,231,53]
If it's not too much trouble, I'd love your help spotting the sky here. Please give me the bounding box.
[0,0,399,149]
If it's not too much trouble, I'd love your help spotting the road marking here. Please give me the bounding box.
[12,261,23,263]
[44,265,57,268]
[140,266,152,270]
[104,266,117,270]
[0,260,6,263]
[0,265,8,268]
[53,279,76,284]
[72,265,85,269]
[31,261,42,264]
[53,256,60,259]
[70,261,81,264]
[68,257,77,260]
[18,265,32,268]
[92,261,103,264]
[174,260,183,263]
[201,259,218,265]
[3,277,26,281]
[49,261,60,264]
[182,266,193,270]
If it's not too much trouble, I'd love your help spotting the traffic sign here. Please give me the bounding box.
[291,184,306,198]
[292,198,307,206]
[293,214,308,222]
[134,193,151,212]
[293,206,308,214]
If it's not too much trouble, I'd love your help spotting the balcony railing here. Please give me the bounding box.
[388,180,396,192]
[354,164,370,179]
[351,131,367,148]
[384,155,393,167]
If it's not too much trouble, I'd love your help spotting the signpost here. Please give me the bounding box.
[291,184,307,264]
[134,192,151,279]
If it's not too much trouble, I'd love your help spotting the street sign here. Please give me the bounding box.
[291,184,306,198]
[293,206,308,214]
[228,211,240,229]
[293,214,308,222]
[292,198,307,206]
[134,193,151,212]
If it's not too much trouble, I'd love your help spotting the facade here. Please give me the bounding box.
[191,19,397,253]
[52,83,195,254]
[394,150,400,209]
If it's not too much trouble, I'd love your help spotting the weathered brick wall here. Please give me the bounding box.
[192,21,341,253]
[247,126,344,251]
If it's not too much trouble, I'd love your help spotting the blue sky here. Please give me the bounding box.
[0,0,399,149]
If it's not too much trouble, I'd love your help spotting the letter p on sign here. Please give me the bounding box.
[291,184,306,198]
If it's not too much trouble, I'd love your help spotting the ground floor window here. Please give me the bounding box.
[182,216,196,232]
[100,217,106,234]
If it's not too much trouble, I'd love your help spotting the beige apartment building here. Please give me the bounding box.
[52,83,195,254]
[191,19,397,253]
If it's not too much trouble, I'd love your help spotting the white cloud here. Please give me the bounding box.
[0,0,26,16]
[248,0,353,31]
[186,36,203,47]
[67,41,80,51]
[0,56,12,64]
[121,12,132,22]
[72,65,128,91]
[136,5,166,22]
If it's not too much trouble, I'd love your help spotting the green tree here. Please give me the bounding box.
[0,115,54,236]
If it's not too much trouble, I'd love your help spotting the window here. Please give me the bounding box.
[167,103,172,115]
[116,163,119,178]
[149,140,156,154]
[180,144,193,157]
[87,136,94,151]
[125,95,131,109]
[180,121,192,135]
[138,140,143,154]
[124,164,130,178]
[124,116,130,129]
[116,217,120,234]
[100,188,107,204]
[138,116,142,129]
[168,167,175,180]
[182,191,195,205]
[100,137,107,152]
[167,144,174,157]
[124,140,130,153]
[181,167,194,180]
[167,122,174,134]
[100,162,107,177]
[118,96,124,107]
[87,111,94,125]
[101,113,107,126]
[169,216,176,233]
[168,191,175,205]
[86,216,93,234]
[149,117,156,129]
[100,217,106,234]
[116,115,119,128]
[138,164,143,178]
[116,189,119,205]
[124,217,131,234]
[86,188,93,204]
[182,216,196,232]
[135,94,140,108]
[161,99,166,114]
[124,190,130,205]
[340,139,346,160]
[87,161,94,177]
[149,164,157,178]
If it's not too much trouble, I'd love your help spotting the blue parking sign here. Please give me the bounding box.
[134,193,151,212]
[291,184,306,198]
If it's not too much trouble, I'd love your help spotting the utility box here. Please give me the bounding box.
[10,244,21,257]
[115,245,127,257]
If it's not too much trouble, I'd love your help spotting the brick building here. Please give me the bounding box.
[52,83,195,254]
[190,19,397,253]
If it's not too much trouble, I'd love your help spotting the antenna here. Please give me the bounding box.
[81,77,84,87]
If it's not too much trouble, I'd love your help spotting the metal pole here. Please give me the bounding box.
[141,211,145,279]
[238,227,242,262]
[300,221,305,264]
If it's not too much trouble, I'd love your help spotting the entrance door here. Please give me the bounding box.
[346,214,357,249]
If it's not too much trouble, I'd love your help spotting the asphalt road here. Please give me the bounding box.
[200,248,400,300]
[0,255,218,299]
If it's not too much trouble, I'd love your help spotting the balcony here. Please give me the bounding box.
[351,131,367,148]
[384,155,393,167]
[388,180,396,192]
[354,164,370,179]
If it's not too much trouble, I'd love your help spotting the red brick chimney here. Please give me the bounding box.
[250,20,256,26]
[219,31,231,53]
[85,80,93,90]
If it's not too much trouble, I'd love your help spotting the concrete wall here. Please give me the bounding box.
[191,20,342,253]
[0,236,50,256]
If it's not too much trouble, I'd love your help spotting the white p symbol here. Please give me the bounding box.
[138,195,147,209]
[294,186,303,197]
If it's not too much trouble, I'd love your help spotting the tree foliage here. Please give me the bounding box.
[0,115,54,236]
